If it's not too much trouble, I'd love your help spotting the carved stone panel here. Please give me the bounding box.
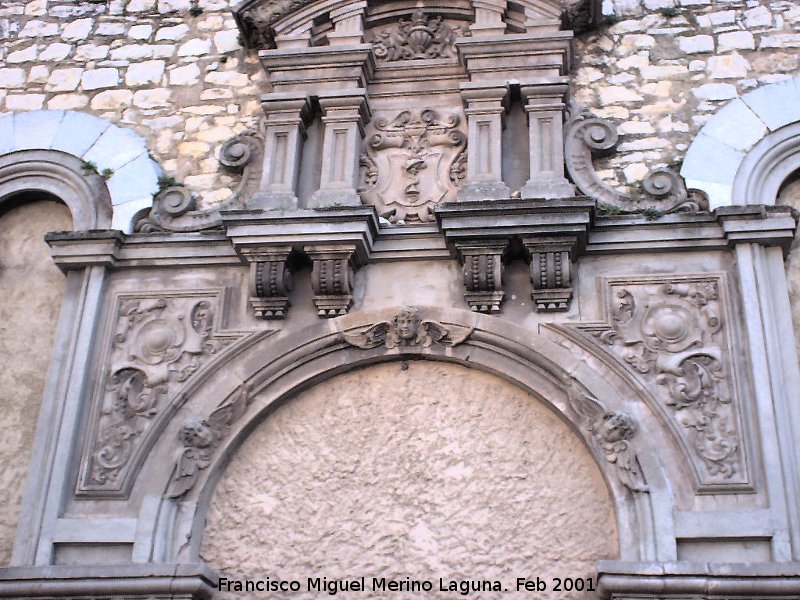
[366,11,462,62]
[359,109,466,223]
[77,290,249,497]
[578,276,750,491]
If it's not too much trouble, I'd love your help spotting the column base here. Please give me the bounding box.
[247,191,298,210]
[520,179,576,199]
[307,188,362,209]
[457,181,511,202]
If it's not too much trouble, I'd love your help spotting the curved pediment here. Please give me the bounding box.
[233,0,598,49]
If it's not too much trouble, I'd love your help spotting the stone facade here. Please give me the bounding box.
[0,0,800,598]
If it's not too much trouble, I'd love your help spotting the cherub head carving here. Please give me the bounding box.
[393,307,421,342]
[598,412,636,444]
[179,417,214,448]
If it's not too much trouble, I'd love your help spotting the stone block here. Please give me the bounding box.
[81,68,119,90]
[39,43,71,61]
[759,33,800,49]
[640,65,689,79]
[741,78,800,131]
[28,65,49,83]
[105,151,162,206]
[18,20,59,37]
[717,31,755,52]
[125,60,165,86]
[743,5,772,27]
[204,71,249,87]
[12,109,64,150]
[45,68,83,92]
[699,98,767,152]
[598,86,644,103]
[128,24,153,40]
[110,44,157,60]
[169,63,200,85]
[678,35,714,54]
[692,83,737,100]
[62,18,93,42]
[83,123,148,171]
[47,94,89,110]
[707,53,751,79]
[51,111,110,157]
[7,45,38,63]
[214,30,240,53]
[177,38,212,56]
[90,89,134,110]
[155,24,189,41]
[74,44,110,61]
[5,94,46,111]
[0,68,25,88]
[132,88,172,108]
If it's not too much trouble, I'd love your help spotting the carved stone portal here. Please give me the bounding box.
[359,109,466,223]
[579,277,748,490]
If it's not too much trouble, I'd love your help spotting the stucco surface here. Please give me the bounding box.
[0,199,71,566]
[202,361,618,599]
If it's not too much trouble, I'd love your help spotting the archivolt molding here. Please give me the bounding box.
[0,149,112,231]
[0,110,161,232]
[681,75,800,209]
[130,306,685,564]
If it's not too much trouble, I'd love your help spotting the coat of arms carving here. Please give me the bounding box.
[359,109,466,223]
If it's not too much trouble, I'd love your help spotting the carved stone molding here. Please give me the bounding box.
[135,130,264,233]
[579,276,748,490]
[564,377,648,493]
[168,383,252,499]
[523,236,575,312]
[307,245,357,318]
[359,108,466,223]
[342,306,473,349]
[241,246,293,319]
[368,11,461,62]
[78,291,243,496]
[564,102,707,215]
[456,241,506,314]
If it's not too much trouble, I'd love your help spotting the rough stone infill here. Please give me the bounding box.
[0,0,263,207]
[572,0,800,193]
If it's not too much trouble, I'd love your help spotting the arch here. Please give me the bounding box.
[132,306,680,566]
[681,76,800,209]
[0,111,162,232]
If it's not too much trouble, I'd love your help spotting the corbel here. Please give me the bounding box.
[240,246,293,319]
[306,244,357,317]
[455,241,506,314]
[523,236,576,312]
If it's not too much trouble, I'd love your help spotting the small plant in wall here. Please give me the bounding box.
[189,1,203,16]
[155,175,181,197]
[81,160,114,180]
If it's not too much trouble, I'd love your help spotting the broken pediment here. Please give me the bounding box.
[233,0,599,49]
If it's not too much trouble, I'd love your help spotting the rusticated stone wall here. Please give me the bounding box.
[0,199,71,565]
[573,0,800,192]
[201,361,618,599]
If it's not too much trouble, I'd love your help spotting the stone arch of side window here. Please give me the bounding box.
[0,150,112,230]
[681,76,800,209]
[0,110,161,232]
[129,306,682,566]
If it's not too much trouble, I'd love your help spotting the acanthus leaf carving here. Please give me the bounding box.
[563,102,708,215]
[368,11,461,62]
[342,307,473,349]
[564,377,648,493]
[81,293,240,495]
[359,109,466,223]
[167,383,252,499]
[579,277,746,488]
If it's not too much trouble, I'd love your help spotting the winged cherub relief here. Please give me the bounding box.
[342,307,473,349]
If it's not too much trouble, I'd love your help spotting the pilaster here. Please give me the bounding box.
[308,92,371,209]
[457,84,510,201]
[520,82,575,199]
[251,94,311,210]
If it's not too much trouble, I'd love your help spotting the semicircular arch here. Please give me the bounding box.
[133,306,682,566]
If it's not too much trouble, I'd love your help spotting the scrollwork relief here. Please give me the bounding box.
[359,109,466,223]
[368,11,461,62]
[135,129,264,233]
[80,293,242,495]
[342,307,473,349]
[565,378,648,493]
[564,102,707,215]
[579,277,746,487]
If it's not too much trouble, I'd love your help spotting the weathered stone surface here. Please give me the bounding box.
[125,60,165,86]
[679,35,714,54]
[17,20,58,37]
[7,44,37,63]
[90,88,134,109]
[47,93,89,109]
[0,201,71,566]
[38,42,71,61]
[45,68,83,92]
[168,63,200,85]
[692,82,738,100]
[213,29,240,53]
[707,53,751,78]
[132,87,171,108]
[61,18,93,41]
[0,68,26,88]
[128,24,153,40]
[5,94,46,110]
[81,68,119,90]
[177,38,212,57]
[717,31,755,51]
[155,24,189,41]
[203,363,618,599]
